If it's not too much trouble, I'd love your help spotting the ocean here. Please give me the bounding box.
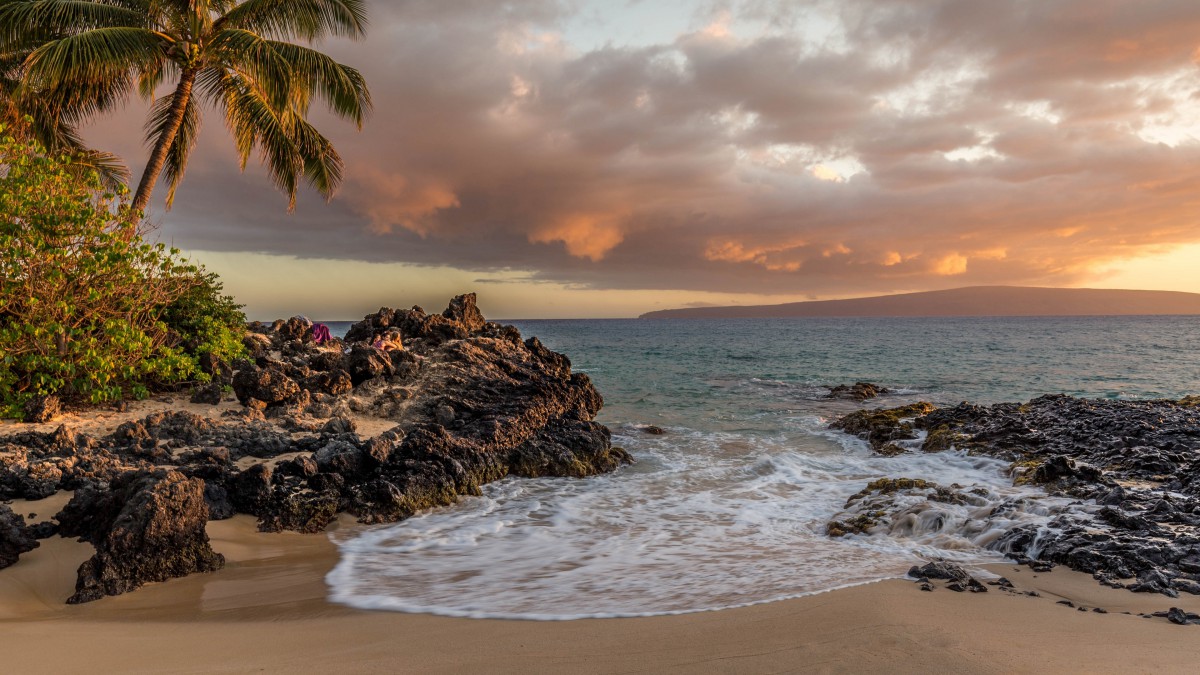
[321,315,1200,619]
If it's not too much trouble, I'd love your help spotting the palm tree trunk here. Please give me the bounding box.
[131,68,198,217]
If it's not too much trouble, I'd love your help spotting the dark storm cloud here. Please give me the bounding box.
[97,0,1200,296]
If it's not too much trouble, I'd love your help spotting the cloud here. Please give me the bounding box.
[91,0,1200,301]
[529,212,628,261]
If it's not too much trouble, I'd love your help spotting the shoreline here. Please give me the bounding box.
[4,512,1200,673]
[4,306,1200,671]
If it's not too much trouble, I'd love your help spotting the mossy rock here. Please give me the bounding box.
[832,402,936,450]
[876,443,909,457]
[844,477,967,507]
[827,511,885,537]
[1009,455,1095,488]
[844,478,933,507]
[861,476,932,493]
[1010,459,1045,486]
[922,425,969,453]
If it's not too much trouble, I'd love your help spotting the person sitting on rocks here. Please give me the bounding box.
[373,329,404,352]
[311,323,332,345]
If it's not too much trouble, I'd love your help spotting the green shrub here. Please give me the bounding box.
[0,131,238,416]
[159,269,247,369]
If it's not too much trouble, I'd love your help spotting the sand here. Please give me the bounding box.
[0,397,244,437]
[4,402,1200,673]
[3,508,1200,675]
[0,395,402,441]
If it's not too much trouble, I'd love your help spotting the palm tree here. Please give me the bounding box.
[0,0,371,215]
[1,33,129,188]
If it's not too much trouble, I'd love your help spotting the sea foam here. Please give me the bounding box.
[327,420,1066,619]
[326,315,1200,620]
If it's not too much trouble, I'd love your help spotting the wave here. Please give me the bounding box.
[326,422,1067,619]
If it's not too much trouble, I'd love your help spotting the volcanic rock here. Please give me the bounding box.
[190,383,223,405]
[0,504,39,569]
[232,365,301,407]
[60,470,224,603]
[831,403,936,451]
[22,395,61,424]
[832,394,1200,599]
[827,382,891,401]
[0,293,629,603]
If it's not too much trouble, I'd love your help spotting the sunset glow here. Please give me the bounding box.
[88,0,1200,318]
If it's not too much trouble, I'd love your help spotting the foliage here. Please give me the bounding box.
[159,268,247,367]
[0,131,236,416]
[0,32,128,187]
[0,0,372,214]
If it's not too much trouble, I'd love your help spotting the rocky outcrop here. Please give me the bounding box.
[22,395,61,423]
[908,561,989,593]
[232,366,302,408]
[831,395,1200,598]
[0,504,39,569]
[826,382,890,401]
[825,477,975,538]
[830,402,935,452]
[0,293,629,603]
[59,470,224,603]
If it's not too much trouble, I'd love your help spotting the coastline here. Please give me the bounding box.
[4,512,1200,674]
[7,309,1200,667]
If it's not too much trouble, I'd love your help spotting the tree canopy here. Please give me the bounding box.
[0,0,372,213]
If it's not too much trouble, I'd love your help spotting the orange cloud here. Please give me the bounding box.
[107,0,1200,304]
[822,243,852,258]
[530,214,627,261]
[350,169,460,237]
[704,239,807,272]
[933,254,969,276]
[974,248,1008,261]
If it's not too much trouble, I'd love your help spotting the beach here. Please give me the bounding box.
[3,509,1200,674]
[6,314,1200,673]
[6,0,1200,670]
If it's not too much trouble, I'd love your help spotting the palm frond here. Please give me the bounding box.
[215,70,295,192]
[207,27,290,107]
[136,55,177,98]
[289,112,342,199]
[214,68,345,209]
[261,39,369,126]
[0,0,145,47]
[218,0,366,41]
[70,148,131,189]
[24,26,165,90]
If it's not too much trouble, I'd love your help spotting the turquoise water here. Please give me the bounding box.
[327,316,1200,619]
[514,315,1200,417]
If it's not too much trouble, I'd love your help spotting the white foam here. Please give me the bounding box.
[327,420,1068,620]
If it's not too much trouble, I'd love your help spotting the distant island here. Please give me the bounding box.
[639,286,1200,319]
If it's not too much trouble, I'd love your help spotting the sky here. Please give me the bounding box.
[85,0,1200,319]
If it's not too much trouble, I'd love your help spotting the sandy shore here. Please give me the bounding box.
[4,397,1200,673]
[3,505,1200,675]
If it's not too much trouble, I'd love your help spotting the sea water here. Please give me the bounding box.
[324,315,1200,619]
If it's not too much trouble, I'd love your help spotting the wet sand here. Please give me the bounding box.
[3,508,1200,674]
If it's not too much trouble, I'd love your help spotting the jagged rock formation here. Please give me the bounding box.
[908,561,989,593]
[59,470,224,604]
[831,395,1200,598]
[826,382,890,401]
[22,395,61,424]
[0,294,630,602]
[0,504,38,569]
